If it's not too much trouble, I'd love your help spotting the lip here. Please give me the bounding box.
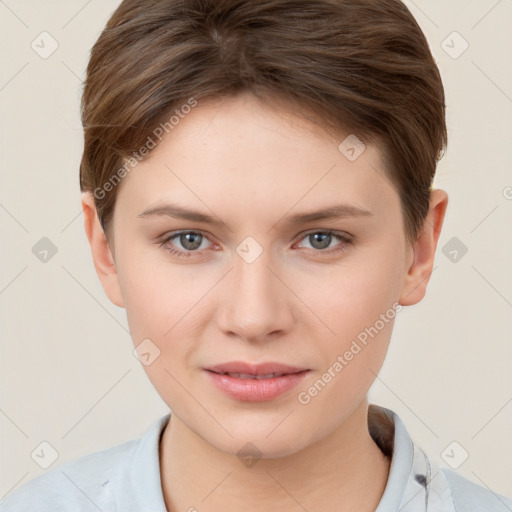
[204,361,310,402]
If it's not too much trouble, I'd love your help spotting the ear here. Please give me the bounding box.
[81,192,124,308]
[399,189,448,306]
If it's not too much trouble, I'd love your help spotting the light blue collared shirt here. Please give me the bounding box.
[1,405,511,511]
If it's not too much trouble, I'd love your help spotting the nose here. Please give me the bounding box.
[215,246,295,344]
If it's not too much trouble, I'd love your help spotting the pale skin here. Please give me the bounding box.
[82,91,448,511]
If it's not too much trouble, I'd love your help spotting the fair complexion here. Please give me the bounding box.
[82,91,448,512]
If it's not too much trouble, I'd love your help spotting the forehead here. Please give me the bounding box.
[114,92,399,228]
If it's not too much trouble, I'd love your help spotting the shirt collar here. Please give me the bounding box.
[370,404,456,512]
[123,412,170,511]
[125,405,456,512]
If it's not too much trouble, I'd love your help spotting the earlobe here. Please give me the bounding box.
[399,189,449,306]
[81,192,125,308]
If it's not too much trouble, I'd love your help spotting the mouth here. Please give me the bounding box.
[203,361,310,401]
[209,371,296,380]
[205,361,309,376]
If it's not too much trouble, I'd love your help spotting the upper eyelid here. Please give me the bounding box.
[161,229,213,244]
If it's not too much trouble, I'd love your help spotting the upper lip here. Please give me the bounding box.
[205,361,309,376]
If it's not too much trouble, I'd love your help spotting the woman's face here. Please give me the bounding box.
[104,92,418,457]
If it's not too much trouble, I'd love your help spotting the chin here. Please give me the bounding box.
[208,422,315,461]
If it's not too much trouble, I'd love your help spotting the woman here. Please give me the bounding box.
[1,0,510,510]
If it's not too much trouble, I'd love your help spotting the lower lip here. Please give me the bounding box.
[204,370,310,402]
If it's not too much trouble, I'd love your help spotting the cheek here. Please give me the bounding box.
[292,245,404,393]
[115,251,204,406]
[292,260,402,433]
[293,248,404,341]
[115,245,202,339]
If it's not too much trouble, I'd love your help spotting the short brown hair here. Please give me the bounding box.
[79,0,447,245]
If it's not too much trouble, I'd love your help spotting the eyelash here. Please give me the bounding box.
[158,230,353,259]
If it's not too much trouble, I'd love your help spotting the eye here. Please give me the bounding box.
[158,229,353,259]
[295,230,353,254]
[159,231,212,258]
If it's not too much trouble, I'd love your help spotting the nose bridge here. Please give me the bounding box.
[217,240,293,341]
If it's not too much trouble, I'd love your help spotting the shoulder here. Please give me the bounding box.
[439,466,512,511]
[0,437,139,511]
[372,404,512,512]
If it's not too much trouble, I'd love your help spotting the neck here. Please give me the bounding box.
[159,399,391,512]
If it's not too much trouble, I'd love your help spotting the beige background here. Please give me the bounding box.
[1,0,511,502]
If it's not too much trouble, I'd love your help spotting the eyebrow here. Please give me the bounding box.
[284,204,373,224]
[137,202,373,227]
